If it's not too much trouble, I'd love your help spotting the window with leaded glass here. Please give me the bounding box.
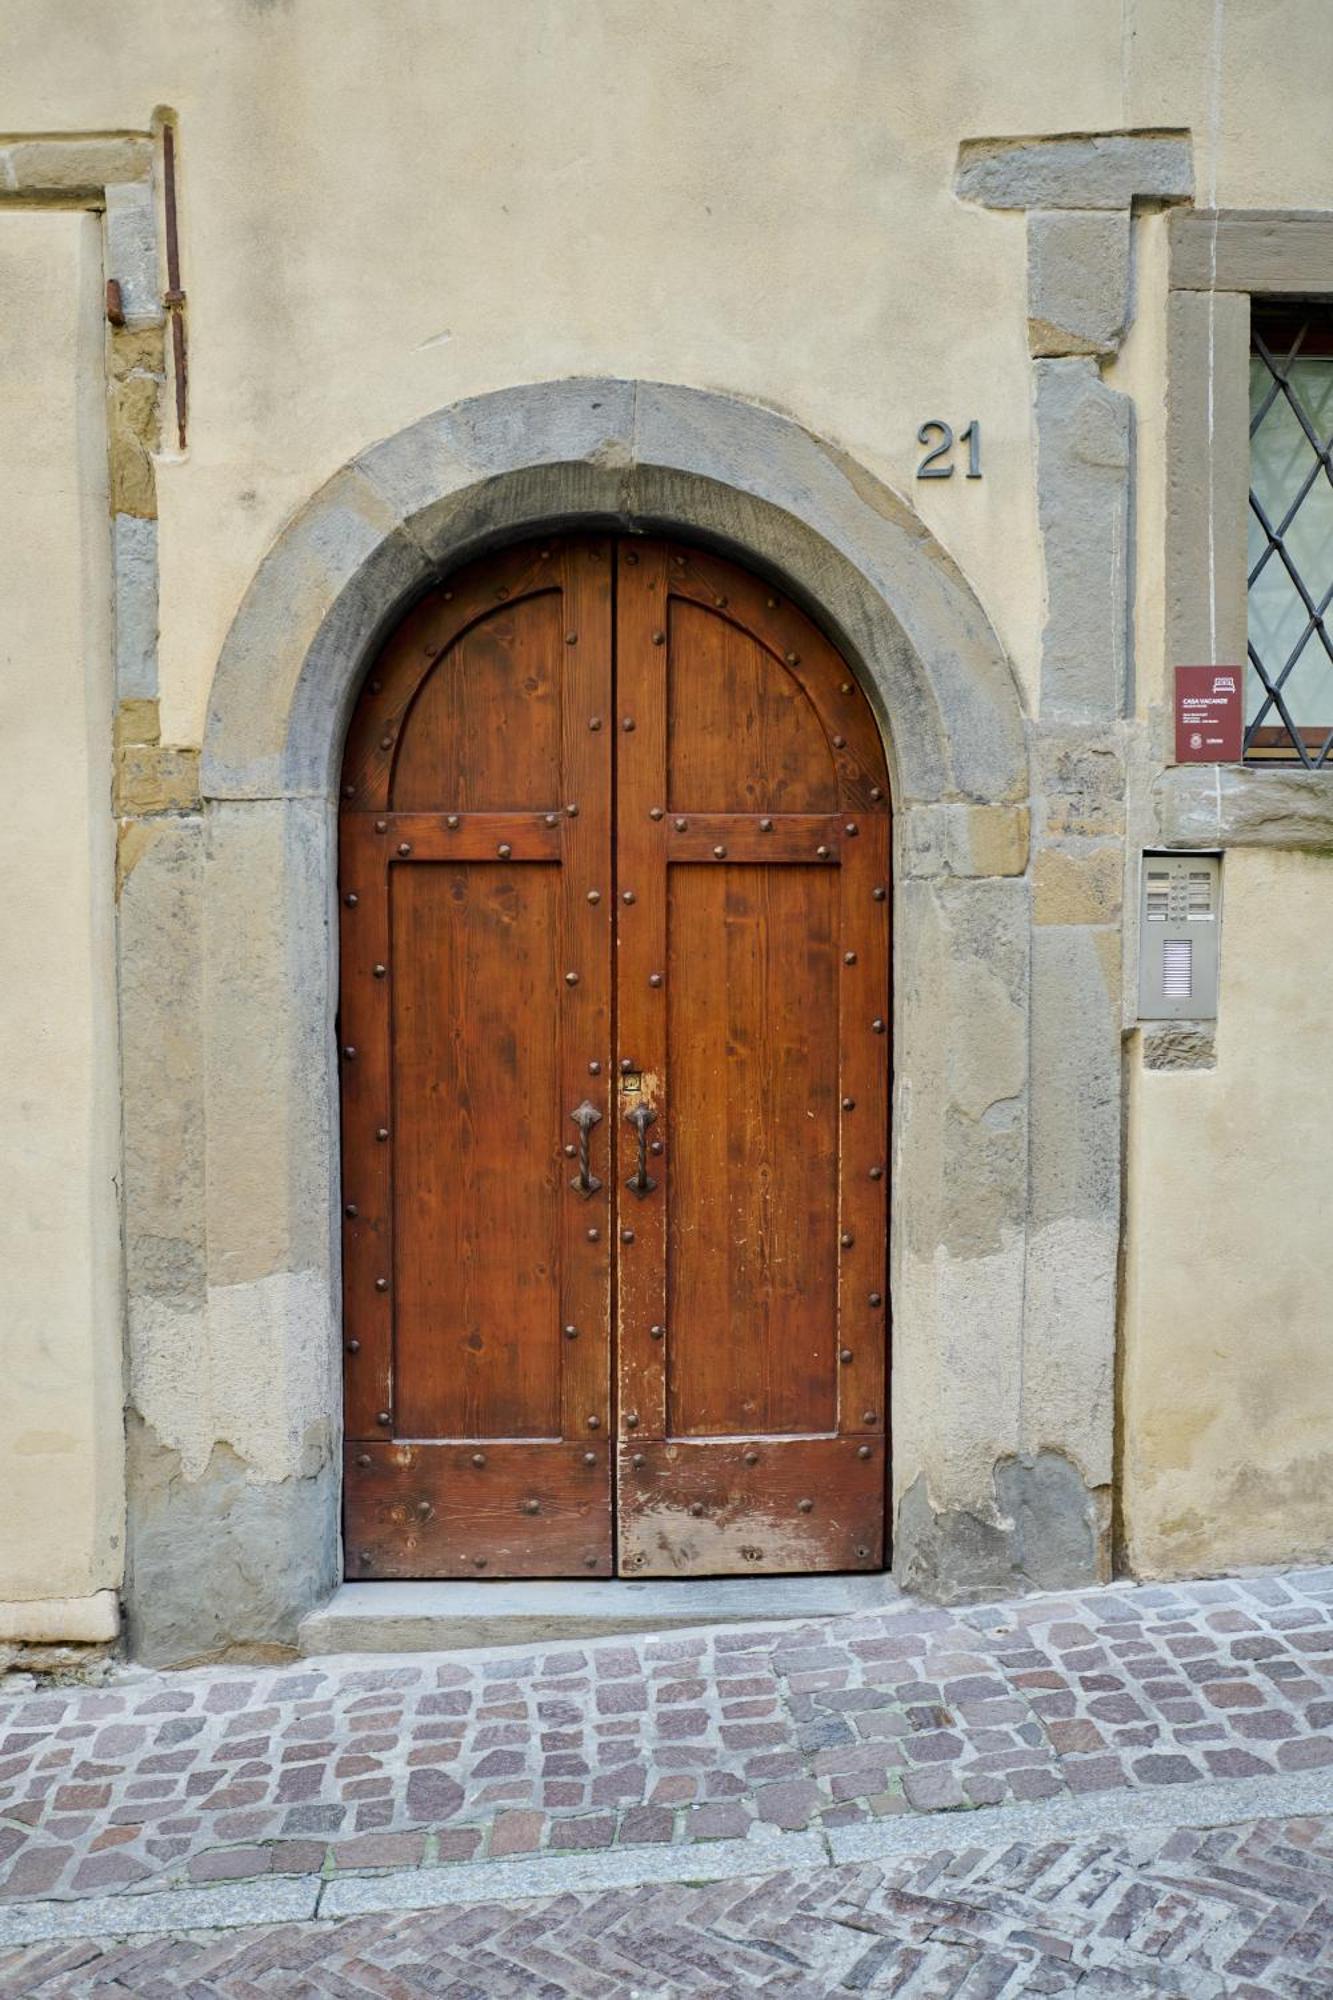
[1247,301,1333,762]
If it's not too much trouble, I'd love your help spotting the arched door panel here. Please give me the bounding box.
[338,535,890,1579]
[340,539,614,1578]
[614,542,890,1575]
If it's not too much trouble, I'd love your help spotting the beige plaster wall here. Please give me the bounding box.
[0,213,124,1618]
[1121,847,1333,1575]
[0,0,1319,764]
[1113,6,1333,1578]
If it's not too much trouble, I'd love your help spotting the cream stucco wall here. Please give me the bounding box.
[1121,848,1333,1575]
[0,0,1325,763]
[0,213,123,1632]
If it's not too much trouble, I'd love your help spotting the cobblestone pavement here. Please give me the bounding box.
[1,1568,1332,1910]
[5,1811,1333,1994]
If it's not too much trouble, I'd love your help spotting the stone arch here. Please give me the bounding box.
[126,380,1049,1661]
[202,379,1026,807]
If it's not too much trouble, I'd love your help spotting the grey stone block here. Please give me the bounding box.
[114,513,159,700]
[125,1415,338,1666]
[889,873,1033,1571]
[894,1448,1102,1602]
[900,803,1030,879]
[1023,922,1121,1495]
[1155,764,1333,850]
[104,181,162,328]
[1033,725,1127,840]
[1165,290,1249,672]
[0,1876,320,1948]
[1169,208,1333,293]
[300,1575,904,1654]
[359,376,636,524]
[200,797,338,1290]
[956,132,1193,211]
[1142,1024,1216,1071]
[321,1826,826,1919]
[1029,925,1121,1233]
[830,1765,1333,1869]
[1027,209,1131,356]
[896,876,1029,1263]
[0,135,152,198]
[1034,360,1131,721]
[120,798,345,1660]
[118,812,206,1317]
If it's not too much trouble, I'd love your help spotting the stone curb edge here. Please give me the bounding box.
[4,1767,1333,1947]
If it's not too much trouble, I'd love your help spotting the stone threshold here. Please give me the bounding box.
[298,1574,904,1656]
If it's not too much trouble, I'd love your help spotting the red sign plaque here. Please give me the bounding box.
[1174,666,1243,763]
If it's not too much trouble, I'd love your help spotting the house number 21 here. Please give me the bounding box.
[916,420,982,480]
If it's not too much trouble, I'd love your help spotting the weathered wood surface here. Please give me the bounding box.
[339,535,889,1578]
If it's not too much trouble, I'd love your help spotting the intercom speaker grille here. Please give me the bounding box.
[1161,936,1193,1000]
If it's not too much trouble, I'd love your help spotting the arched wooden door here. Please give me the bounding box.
[338,535,891,1580]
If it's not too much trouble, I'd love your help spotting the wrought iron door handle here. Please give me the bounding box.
[568,1100,603,1197]
[624,1101,658,1197]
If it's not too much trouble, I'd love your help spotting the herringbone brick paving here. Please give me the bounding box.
[1,1569,1332,1907]
[4,1811,1333,1994]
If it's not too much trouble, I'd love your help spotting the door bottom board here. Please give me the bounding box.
[299,1574,903,1656]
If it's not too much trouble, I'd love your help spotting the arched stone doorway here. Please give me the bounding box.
[120,381,1098,1667]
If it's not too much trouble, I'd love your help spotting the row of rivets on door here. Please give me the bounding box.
[341,886,391,1412]
[623,1439,877,1472]
[845,835,886,1346]
[361,809,578,833]
[850,853,888,1355]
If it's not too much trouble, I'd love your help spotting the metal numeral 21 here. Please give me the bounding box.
[916,420,982,480]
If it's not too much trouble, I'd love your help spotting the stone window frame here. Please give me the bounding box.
[1157,208,1333,851]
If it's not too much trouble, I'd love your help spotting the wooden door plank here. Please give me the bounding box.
[341,542,567,814]
[556,538,615,1506]
[664,814,842,863]
[613,542,671,1455]
[391,857,562,1440]
[361,813,564,862]
[338,819,393,1442]
[665,862,840,1438]
[346,1441,608,1580]
[340,536,614,1579]
[614,540,892,1578]
[835,811,891,1442]
[620,1437,885,1576]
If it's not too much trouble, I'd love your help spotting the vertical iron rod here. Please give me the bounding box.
[162,122,188,451]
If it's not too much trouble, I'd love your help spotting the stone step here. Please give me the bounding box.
[298,1575,904,1655]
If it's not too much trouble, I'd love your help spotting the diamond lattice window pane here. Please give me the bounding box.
[1246,304,1333,764]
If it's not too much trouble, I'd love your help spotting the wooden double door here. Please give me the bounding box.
[339,534,891,1580]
